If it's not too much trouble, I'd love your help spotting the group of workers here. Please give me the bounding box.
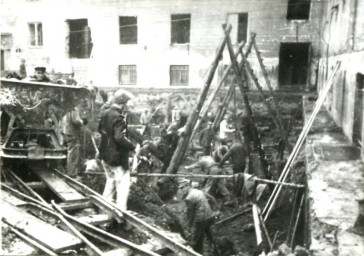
[5,63,255,255]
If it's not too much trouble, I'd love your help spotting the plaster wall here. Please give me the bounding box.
[1,0,323,89]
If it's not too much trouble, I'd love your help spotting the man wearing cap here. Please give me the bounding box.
[219,137,249,196]
[98,89,136,211]
[184,146,232,204]
[199,120,214,156]
[180,181,218,254]
[32,67,51,82]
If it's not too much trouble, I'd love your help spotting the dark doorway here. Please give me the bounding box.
[1,50,4,71]
[67,19,92,59]
[278,43,310,87]
[353,73,364,148]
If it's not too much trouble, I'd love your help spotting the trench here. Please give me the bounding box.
[1,92,309,256]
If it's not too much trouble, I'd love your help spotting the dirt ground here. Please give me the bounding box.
[1,94,304,256]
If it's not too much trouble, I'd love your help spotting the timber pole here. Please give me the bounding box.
[165,24,232,175]
[191,33,256,141]
[224,25,269,178]
[262,61,341,221]
[239,47,291,150]
[252,37,292,151]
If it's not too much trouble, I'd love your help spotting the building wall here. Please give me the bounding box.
[317,0,364,157]
[1,0,323,89]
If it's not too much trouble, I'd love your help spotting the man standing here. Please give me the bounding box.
[199,120,214,156]
[140,109,152,139]
[61,104,87,178]
[219,115,234,145]
[219,137,249,196]
[181,182,218,254]
[98,89,135,211]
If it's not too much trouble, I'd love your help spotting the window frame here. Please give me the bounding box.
[170,65,189,86]
[28,22,43,47]
[119,16,138,45]
[171,14,191,45]
[119,65,137,85]
[286,0,311,20]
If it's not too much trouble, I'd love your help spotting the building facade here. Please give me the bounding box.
[317,0,364,157]
[1,0,323,90]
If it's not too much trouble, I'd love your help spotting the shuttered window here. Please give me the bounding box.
[170,65,189,86]
[28,22,43,46]
[119,65,137,85]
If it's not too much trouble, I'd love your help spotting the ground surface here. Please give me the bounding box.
[1,93,305,255]
[303,96,364,256]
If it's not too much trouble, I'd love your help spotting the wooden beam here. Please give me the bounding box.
[262,62,341,221]
[32,167,85,202]
[191,40,246,140]
[1,200,83,252]
[2,219,57,256]
[252,204,263,245]
[224,25,269,178]
[252,37,291,152]
[239,47,291,150]
[165,25,232,175]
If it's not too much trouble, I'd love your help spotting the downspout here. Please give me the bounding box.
[350,0,358,52]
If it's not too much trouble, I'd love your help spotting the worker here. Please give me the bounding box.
[61,104,87,178]
[98,89,136,211]
[219,136,249,196]
[199,120,214,156]
[65,73,77,86]
[181,181,219,254]
[19,59,27,79]
[184,146,232,205]
[32,66,51,82]
[219,115,235,145]
[140,109,152,138]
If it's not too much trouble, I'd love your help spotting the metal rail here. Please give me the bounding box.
[52,168,202,256]
[1,185,162,256]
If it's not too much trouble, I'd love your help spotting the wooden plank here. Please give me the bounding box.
[58,200,92,211]
[1,200,83,252]
[1,190,27,206]
[76,214,112,225]
[32,168,85,202]
[104,248,130,256]
[262,62,341,221]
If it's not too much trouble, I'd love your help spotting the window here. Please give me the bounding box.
[119,16,137,44]
[28,22,43,46]
[170,65,189,86]
[238,13,248,43]
[286,0,311,20]
[171,14,190,44]
[119,65,137,85]
[67,19,92,59]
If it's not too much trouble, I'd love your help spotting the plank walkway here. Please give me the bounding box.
[1,200,83,252]
[32,168,85,202]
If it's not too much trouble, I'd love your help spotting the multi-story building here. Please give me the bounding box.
[1,0,323,90]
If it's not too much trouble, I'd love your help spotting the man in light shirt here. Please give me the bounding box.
[219,115,235,145]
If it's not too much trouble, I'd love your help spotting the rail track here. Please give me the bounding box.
[1,165,201,256]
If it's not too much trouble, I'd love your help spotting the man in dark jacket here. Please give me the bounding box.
[181,182,218,254]
[98,89,135,210]
[219,137,249,196]
[199,121,214,155]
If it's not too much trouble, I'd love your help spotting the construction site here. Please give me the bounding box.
[0,0,364,255]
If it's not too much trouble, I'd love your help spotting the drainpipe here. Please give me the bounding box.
[350,0,358,52]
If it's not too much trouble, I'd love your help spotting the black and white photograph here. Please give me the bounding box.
[0,0,363,255]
